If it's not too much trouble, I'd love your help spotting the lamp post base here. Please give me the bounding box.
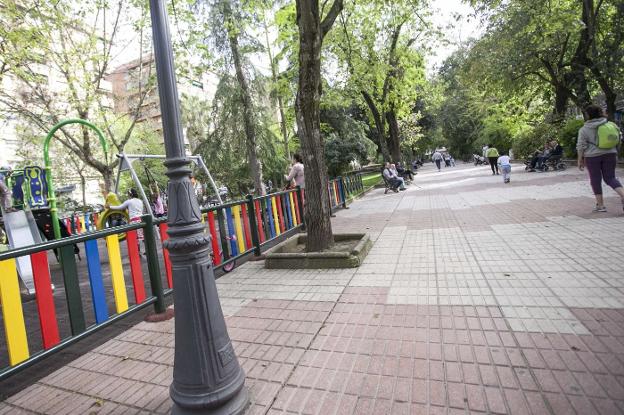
[172,386,249,415]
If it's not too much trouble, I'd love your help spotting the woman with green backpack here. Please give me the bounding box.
[577,104,624,212]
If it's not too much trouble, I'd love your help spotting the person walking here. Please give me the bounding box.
[577,104,624,212]
[497,152,512,183]
[485,144,500,175]
[432,150,443,172]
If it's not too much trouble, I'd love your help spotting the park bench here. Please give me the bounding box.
[381,169,397,194]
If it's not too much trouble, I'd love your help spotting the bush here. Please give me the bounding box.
[558,119,583,158]
[512,123,559,160]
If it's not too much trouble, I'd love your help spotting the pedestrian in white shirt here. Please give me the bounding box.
[108,189,145,250]
[497,153,512,184]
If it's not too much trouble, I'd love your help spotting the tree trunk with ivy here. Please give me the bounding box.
[295,0,343,252]
[226,4,266,195]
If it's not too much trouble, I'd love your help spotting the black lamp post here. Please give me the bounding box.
[148,1,249,414]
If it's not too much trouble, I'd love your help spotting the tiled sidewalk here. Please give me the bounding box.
[2,163,624,414]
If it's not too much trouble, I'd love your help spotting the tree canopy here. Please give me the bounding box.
[1,0,621,213]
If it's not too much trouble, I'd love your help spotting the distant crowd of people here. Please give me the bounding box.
[431,150,455,172]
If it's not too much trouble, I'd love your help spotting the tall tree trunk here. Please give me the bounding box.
[553,84,570,123]
[589,66,617,121]
[262,11,291,160]
[385,108,401,162]
[80,174,87,208]
[568,0,595,114]
[295,0,343,252]
[226,3,265,195]
[101,168,114,193]
[361,91,390,161]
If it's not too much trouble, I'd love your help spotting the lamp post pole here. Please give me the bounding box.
[148,1,248,414]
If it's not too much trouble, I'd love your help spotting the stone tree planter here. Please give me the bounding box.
[264,233,371,269]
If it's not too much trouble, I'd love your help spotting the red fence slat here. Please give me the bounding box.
[207,211,221,265]
[255,200,265,243]
[158,223,173,289]
[241,204,252,250]
[30,252,60,349]
[126,230,146,303]
[276,195,285,233]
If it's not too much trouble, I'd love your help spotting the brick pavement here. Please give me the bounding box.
[2,162,624,414]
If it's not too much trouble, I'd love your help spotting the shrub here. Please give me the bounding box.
[512,123,558,160]
[558,119,583,158]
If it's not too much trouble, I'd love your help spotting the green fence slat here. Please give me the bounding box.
[60,245,86,335]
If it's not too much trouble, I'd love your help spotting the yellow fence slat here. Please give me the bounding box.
[271,197,281,236]
[289,192,298,226]
[106,235,129,313]
[0,259,30,365]
[232,205,245,253]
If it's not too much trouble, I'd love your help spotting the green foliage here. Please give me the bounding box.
[557,118,584,158]
[193,74,288,196]
[512,123,559,160]
[321,107,376,176]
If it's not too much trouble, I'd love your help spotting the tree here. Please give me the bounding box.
[261,1,293,160]
[295,0,343,252]
[192,74,286,196]
[321,106,375,176]
[0,0,154,190]
[0,0,48,84]
[330,0,429,162]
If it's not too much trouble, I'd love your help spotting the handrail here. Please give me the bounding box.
[0,222,143,261]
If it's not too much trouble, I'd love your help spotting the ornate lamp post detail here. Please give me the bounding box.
[148,1,248,414]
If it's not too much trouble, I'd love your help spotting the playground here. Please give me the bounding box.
[2,162,624,414]
[0,122,366,378]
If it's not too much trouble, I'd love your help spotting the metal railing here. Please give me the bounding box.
[0,177,365,380]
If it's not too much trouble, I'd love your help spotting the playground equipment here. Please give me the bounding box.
[43,119,108,240]
[95,192,130,240]
[0,166,52,295]
[113,153,235,271]
[113,153,223,217]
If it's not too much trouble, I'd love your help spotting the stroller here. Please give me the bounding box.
[473,154,488,166]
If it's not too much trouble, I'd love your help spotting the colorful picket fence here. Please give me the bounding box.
[61,211,100,234]
[1,177,365,379]
[0,218,165,379]
[328,174,364,210]
[155,188,304,284]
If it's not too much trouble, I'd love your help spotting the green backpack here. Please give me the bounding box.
[596,122,621,149]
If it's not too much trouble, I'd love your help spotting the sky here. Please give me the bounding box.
[109,0,485,82]
[426,0,484,74]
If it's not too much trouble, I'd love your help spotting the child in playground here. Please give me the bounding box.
[107,188,145,243]
[0,165,14,212]
[497,152,512,183]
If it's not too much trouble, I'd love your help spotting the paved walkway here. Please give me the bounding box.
[2,162,624,414]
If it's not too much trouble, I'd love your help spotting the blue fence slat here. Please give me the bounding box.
[84,239,109,324]
[225,207,238,256]
[266,199,276,239]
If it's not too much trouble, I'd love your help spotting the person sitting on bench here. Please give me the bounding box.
[383,163,405,192]
[396,162,415,182]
